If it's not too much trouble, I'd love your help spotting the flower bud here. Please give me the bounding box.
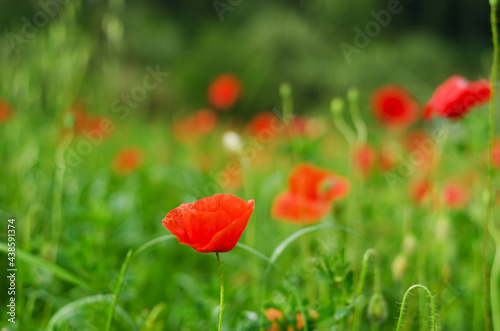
[330,98,344,116]
[391,254,407,280]
[403,234,417,255]
[279,82,292,99]
[347,87,359,103]
[367,293,389,323]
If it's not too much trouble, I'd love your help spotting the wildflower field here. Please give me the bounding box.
[1,1,500,330]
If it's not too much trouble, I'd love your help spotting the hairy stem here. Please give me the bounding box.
[216,252,224,331]
[395,284,436,331]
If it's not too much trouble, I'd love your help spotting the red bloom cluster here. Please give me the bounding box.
[272,163,350,224]
[113,147,144,175]
[207,73,242,110]
[423,76,491,120]
[162,194,254,253]
[371,85,418,128]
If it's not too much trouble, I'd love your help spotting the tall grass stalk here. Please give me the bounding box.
[485,2,499,330]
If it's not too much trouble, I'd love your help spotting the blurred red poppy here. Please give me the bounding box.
[113,147,144,175]
[371,85,418,128]
[423,76,491,120]
[289,163,350,202]
[354,144,377,177]
[272,163,349,224]
[162,194,254,253]
[442,182,469,209]
[265,308,284,331]
[247,112,278,136]
[271,191,332,225]
[66,103,113,138]
[207,73,242,110]
[172,109,218,142]
[410,179,433,205]
[265,308,284,323]
[0,99,13,123]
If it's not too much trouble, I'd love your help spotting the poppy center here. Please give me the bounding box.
[382,97,405,116]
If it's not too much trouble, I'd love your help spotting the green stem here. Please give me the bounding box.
[347,88,367,146]
[51,132,73,261]
[216,252,224,331]
[485,4,498,331]
[355,248,382,297]
[105,249,133,331]
[331,98,356,147]
[492,245,500,331]
[352,249,382,330]
[395,284,436,331]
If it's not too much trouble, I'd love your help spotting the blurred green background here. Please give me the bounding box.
[0,0,494,119]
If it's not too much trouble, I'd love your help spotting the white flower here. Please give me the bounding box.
[222,131,243,153]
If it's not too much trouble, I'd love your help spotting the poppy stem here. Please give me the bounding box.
[485,3,498,331]
[395,284,436,331]
[216,252,224,331]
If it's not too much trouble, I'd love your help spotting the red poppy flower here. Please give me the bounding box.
[354,144,377,177]
[172,109,218,142]
[265,308,284,331]
[113,147,144,175]
[410,179,433,205]
[207,74,242,110]
[371,85,419,128]
[162,194,254,253]
[442,182,468,209]
[288,163,350,202]
[0,99,13,123]
[247,112,278,136]
[66,103,113,138]
[271,191,332,225]
[272,163,349,224]
[265,308,284,323]
[423,76,491,120]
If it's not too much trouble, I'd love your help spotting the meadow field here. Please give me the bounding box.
[1,1,500,330]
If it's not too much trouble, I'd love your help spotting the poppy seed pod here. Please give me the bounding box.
[330,98,345,116]
[367,293,389,323]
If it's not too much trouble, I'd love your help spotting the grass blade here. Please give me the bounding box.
[46,294,138,331]
[0,242,92,290]
[105,249,133,331]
